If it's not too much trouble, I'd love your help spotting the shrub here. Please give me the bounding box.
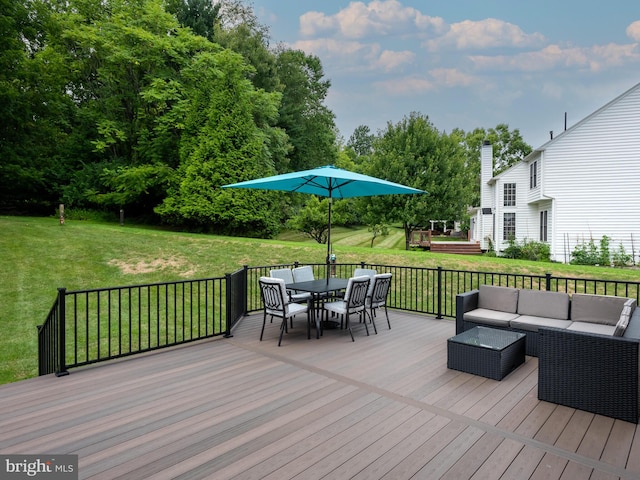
[501,237,550,262]
[612,243,633,267]
[502,237,521,259]
[571,236,612,266]
[520,239,551,261]
[599,235,611,266]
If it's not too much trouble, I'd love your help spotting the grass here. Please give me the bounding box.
[2,215,638,385]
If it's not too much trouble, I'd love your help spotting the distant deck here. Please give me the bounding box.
[2,311,640,479]
[410,230,482,255]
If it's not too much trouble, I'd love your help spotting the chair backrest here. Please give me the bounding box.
[344,275,370,310]
[270,268,294,284]
[370,273,392,306]
[354,268,376,278]
[292,265,315,283]
[259,276,288,314]
[354,268,377,295]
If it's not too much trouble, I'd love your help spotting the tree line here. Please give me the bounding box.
[0,0,532,248]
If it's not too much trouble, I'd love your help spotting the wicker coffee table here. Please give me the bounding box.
[447,326,526,380]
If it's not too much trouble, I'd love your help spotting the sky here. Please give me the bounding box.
[247,0,640,148]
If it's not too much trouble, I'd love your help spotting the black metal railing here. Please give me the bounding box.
[38,268,247,376]
[39,262,640,376]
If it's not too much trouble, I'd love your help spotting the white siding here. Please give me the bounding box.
[492,162,530,252]
[477,82,640,263]
[542,83,640,262]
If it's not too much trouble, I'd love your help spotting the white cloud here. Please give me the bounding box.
[375,75,435,95]
[627,20,640,41]
[293,39,414,73]
[470,43,640,73]
[375,50,415,71]
[426,18,546,51]
[293,38,370,58]
[429,68,476,87]
[299,11,337,37]
[299,0,446,40]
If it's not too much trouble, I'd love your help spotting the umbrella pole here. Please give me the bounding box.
[326,197,332,282]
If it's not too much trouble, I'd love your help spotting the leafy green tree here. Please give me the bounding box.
[274,49,337,172]
[287,196,330,244]
[165,0,220,41]
[366,112,471,249]
[155,49,286,235]
[368,223,389,248]
[346,125,375,158]
[54,0,215,214]
[0,0,75,212]
[458,124,532,207]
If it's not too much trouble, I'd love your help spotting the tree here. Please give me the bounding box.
[164,0,220,41]
[346,125,375,158]
[0,0,75,212]
[366,113,471,249]
[287,196,328,244]
[274,49,337,172]
[458,124,532,207]
[155,49,286,236]
[52,0,216,214]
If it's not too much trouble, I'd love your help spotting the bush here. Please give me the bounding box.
[502,237,521,259]
[612,243,633,267]
[571,235,613,266]
[501,237,550,262]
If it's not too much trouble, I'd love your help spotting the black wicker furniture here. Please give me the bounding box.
[538,319,640,423]
[447,326,526,380]
[456,286,636,357]
[455,286,640,422]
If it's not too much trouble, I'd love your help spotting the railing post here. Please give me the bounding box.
[436,267,443,319]
[545,273,552,291]
[224,273,233,338]
[56,287,69,377]
[242,265,249,316]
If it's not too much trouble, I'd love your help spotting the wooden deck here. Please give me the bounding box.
[2,311,640,479]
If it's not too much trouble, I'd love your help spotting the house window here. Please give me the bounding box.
[540,210,548,242]
[530,161,538,189]
[504,183,516,207]
[503,213,516,240]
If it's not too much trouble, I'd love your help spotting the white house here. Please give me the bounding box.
[470,81,640,263]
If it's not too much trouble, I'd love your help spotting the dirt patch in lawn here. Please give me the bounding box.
[108,256,196,277]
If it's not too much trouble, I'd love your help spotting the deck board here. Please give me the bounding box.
[1,311,639,479]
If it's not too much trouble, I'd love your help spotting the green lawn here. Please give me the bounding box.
[2,215,636,385]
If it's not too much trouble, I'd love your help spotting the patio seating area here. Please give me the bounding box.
[3,311,640,479]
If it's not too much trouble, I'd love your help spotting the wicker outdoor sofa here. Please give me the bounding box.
[456,285,640,423]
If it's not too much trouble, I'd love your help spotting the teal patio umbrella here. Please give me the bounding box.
[222,165,426,264]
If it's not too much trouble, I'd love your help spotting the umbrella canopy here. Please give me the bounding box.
[222,165,426,262]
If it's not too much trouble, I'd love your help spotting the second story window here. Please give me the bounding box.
[504,183,516,207]
[530,161,538,189]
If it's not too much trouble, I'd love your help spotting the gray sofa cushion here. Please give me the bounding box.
[463,308,519,328]
[567,322,617,336]
[478,285,519,313]
[571,293,632,326]
[517,289,570,320]
[510,315,573,332]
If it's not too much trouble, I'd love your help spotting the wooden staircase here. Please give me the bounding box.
[429,242,483,255]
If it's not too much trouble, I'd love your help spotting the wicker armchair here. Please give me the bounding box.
[538,323,640,423]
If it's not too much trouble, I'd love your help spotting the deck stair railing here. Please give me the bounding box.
[39,263,640,376]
